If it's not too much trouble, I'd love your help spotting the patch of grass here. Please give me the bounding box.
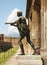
[0,45,19,65]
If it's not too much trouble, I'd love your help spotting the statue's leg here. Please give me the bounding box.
[26,32,36,54]
[18,35,25,55]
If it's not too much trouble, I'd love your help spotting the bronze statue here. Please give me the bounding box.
[6,11,36,55]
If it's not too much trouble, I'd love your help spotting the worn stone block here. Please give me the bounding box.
[16,55,43,65]
[17,60,42,65]
[16,55,41,60]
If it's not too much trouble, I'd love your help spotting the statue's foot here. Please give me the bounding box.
[32,51,40,55]
[35,52,40,55]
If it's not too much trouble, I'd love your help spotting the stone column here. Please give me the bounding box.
[32,8,40,48]
[41,0,47,57]
[31,0,41,50]
[45,0,47,49]
[28,0,41,54]
[41,0,45,49]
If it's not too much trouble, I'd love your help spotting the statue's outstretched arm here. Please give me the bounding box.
[5,19,18,24]
[5,19,19,27]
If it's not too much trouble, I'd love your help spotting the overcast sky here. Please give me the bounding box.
[0,0,27,37]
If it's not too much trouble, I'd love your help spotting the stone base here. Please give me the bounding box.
[16,55,43,65]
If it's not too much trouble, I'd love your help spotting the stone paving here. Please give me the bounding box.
[4,49,20,65]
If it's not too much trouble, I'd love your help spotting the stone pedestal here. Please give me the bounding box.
[16,55,43,65]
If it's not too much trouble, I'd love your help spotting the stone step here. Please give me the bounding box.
[16,55,41,60]
[17,60,43,65]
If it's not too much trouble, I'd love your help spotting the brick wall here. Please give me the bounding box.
[4,37,19,46]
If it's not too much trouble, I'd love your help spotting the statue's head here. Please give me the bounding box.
[17,11,22,17]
